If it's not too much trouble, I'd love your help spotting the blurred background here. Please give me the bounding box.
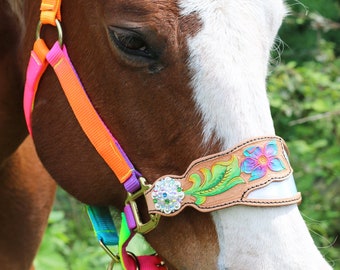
[34,0,340,269]
[269,1,340,268]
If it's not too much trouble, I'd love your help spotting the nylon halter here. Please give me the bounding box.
[24,1,301,269]
[24,1,163,269]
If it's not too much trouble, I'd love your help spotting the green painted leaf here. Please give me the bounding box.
[195,196,207,205]
[187,173,202,191]
[185,156,245,205]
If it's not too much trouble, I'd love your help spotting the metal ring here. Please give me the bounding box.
[99,240,120,264]
[127,251,140,270]
[36,19,63,46]
[107,260,115,270]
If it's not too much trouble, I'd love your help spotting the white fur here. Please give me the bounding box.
[179,0,331,269]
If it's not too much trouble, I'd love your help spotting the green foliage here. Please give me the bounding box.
[34,189,155,270]
[35,1,340,269]
[269,0,340,267]
[34,190,111,270]
[279,0,340,61]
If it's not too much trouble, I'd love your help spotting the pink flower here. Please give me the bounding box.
[240,140,285,181]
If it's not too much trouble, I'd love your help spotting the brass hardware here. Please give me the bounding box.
[127,251,140,270]
[36,19,63,46]
[125,177,161,234]
[107,260,115,270]
[99,240,120,270]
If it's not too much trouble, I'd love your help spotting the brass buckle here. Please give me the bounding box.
[125,177,161,234]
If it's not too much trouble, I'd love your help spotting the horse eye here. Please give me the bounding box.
[114,32,146,51]
[109,27,154,59]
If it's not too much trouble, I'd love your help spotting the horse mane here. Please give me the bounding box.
[6,0,23,15]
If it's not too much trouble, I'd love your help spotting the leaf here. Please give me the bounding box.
[185,156,245,205]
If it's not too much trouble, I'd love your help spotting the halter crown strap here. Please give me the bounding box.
[40,0,62,25]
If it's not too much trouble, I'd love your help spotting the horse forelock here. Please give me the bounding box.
[6,0,24,27]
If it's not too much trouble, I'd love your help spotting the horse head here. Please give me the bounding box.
[22,0,331,269]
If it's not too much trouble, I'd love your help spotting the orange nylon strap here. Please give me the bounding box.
[45,43,133,184]
[34,39,50,62]
[40,0,62,25]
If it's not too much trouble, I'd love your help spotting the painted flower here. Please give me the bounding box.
[240,140,285,181]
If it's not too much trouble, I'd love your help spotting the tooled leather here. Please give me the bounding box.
[145,136,301,216]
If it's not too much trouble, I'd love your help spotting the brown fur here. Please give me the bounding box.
[0,0,25,162]
[1,0,219,269]
[0,138,56,270]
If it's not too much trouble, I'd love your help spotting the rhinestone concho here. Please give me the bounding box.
[151,177,184,214]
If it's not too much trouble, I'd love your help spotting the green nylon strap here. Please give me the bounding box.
[119,213,132,270]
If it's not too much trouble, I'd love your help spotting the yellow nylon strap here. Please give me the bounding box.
[40,0,62,25]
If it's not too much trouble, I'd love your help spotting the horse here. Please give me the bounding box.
[0,1,56,269]
[0,0,333,269]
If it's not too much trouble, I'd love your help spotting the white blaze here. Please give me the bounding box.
[179,0,331,269]
[180,0,284,148]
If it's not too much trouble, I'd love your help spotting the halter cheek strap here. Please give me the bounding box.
[24,39,165,270]
[24,1,165,269]
[24,40,140,191]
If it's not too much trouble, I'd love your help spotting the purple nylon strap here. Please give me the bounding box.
[124,205,137,230]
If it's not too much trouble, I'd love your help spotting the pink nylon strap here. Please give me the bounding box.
[124,253,167,270]
[23,46,48,135]
[121,231,166,270]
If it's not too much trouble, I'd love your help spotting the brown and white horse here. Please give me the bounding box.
[0,0,332,269]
